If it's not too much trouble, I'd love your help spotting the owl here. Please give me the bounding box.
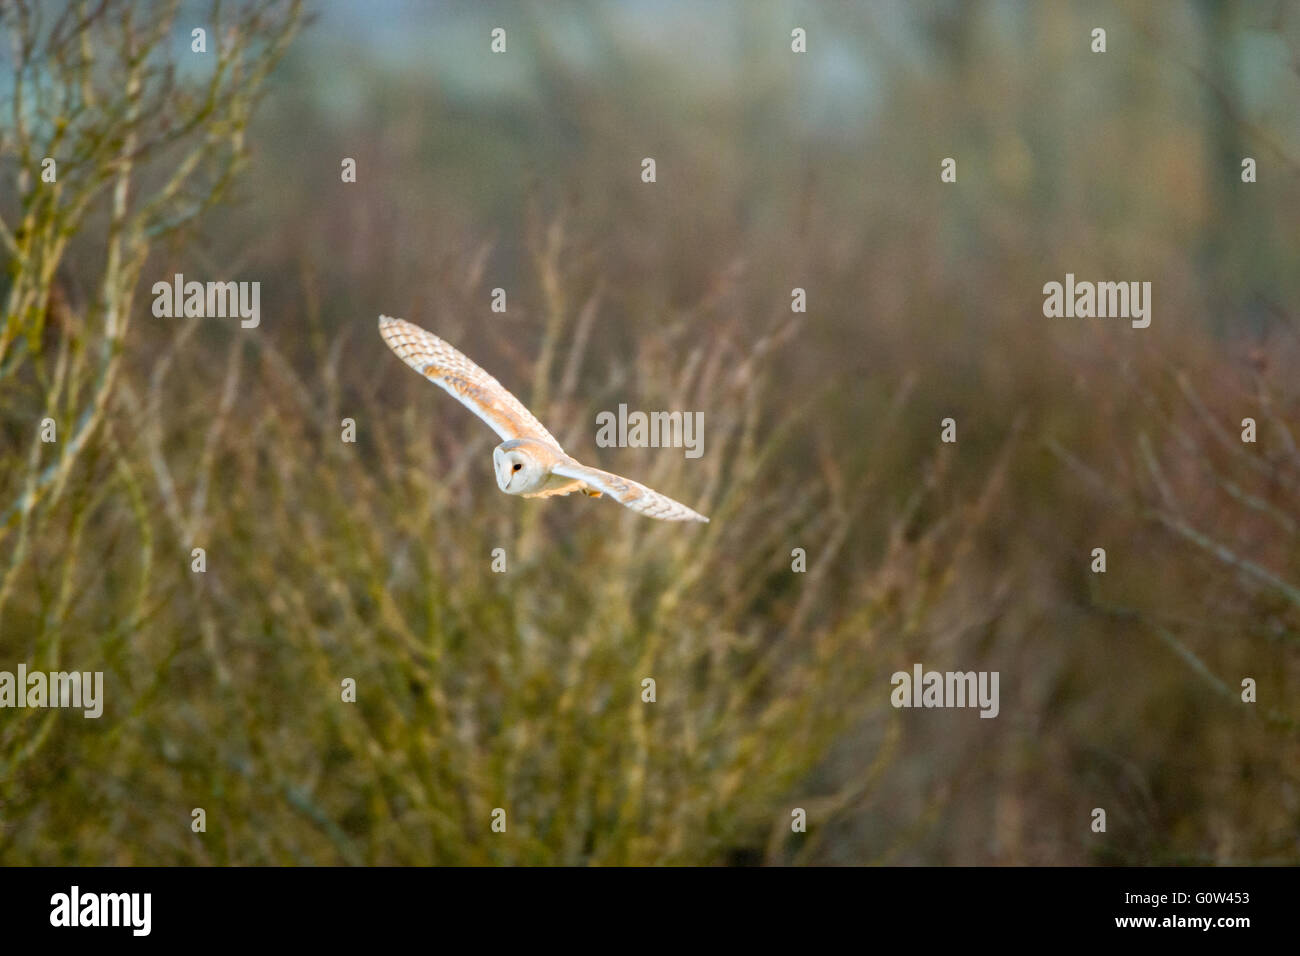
[378,316,709,523]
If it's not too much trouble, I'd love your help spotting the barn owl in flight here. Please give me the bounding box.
[378,316,709,523]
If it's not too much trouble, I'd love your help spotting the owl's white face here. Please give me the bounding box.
[493,442,550,495]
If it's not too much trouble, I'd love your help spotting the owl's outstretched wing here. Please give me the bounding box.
[551,459,709,523]
[378,315,564,451]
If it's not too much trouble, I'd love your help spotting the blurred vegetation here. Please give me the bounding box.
[1,0,1297,864]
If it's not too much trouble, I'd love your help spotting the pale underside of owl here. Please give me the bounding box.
[377,316,709,523]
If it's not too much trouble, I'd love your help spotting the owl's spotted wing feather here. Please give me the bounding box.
[378,315,564,450]
[551,459,709,523]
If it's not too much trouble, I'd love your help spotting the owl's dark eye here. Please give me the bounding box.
[512,463,522,472]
